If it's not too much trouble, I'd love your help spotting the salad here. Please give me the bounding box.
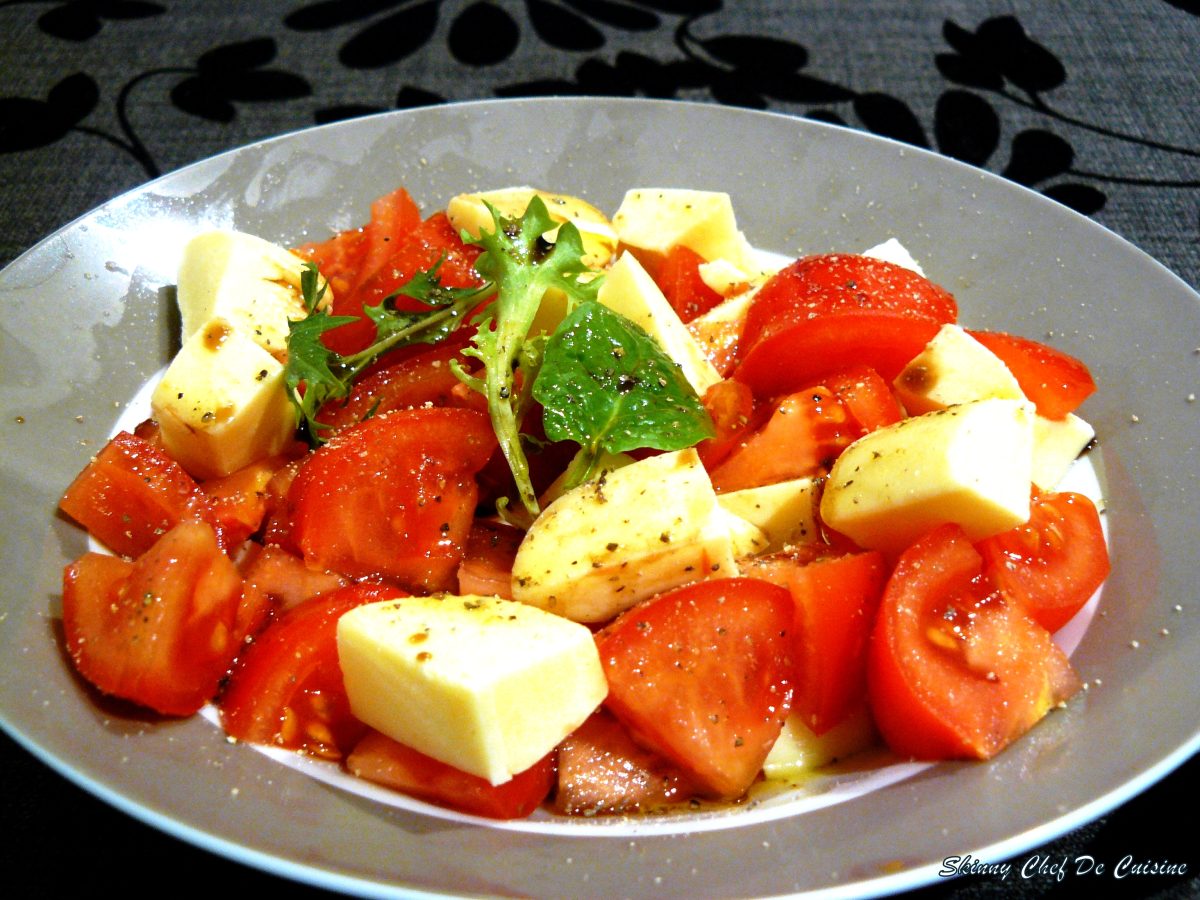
[56,185,1109,821]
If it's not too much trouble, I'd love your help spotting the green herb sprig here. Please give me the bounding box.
[283,196,713,518]
[283,259,491,443]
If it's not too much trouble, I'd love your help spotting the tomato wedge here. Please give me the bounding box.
[822,365,904,432]
[347,729,556,820]
[314,336,475,433]
[59,430,203,558]
[321,212,483,356]
[240,543,349,613]
[977,490,1109,633]
[220,582,402,759]
[741,253,958,354]
[695,378,756,471]
[737,312,944,398]
[708,385,860,492]
[554,709,700,816]
[657,244,724,323]
[596,577,793,799]
[968,330,1096,419]
[758,551,888,735]
[868,524,1080,760]
[455,518,524,599]
[199,453,298,548]
[289,407,497,591]
[62,520,259,716]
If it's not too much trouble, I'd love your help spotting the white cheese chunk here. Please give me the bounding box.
[697,258,759,297]
[893,323,1025,415]
[716,477,822,552]
[597,252,722,397]
[611,188,758,275]
[862,237,926,276]
[511,448,742,623]
[762,706,878,779]
[446,186,618,270]
[820,398,1035,553]
[337,594,607,786]
[177,230,317,360]
[1032,412,1096,491]
[150,318,294,479]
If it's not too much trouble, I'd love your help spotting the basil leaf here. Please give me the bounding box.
[533,300,714,467]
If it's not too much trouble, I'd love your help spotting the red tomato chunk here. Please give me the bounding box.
[347,729,556,820]
[59,430,203,558]
[868,524,1080,760]
[220,582,402,760]
[63,520,262,716]
[288,407,497,592]
[596,577,794,800]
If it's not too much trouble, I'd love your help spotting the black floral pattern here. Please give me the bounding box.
[28,0,164,41]
[1,2,1197,216]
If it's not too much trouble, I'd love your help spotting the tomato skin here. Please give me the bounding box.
[314,336,474,433]
[657,244,724,323]
[595,578,794,800]
[220,582,402,759]
[822,365,904,432]
[741,253,958,355]
[289,407,497,592]
[59,431,203,558]
[62,520,253,716]
[321,212,483,356]
[555,709,700,816]
[695,379,756,471]
[736,312,944,399]
[977,491,1109,633]
[755,552,888,735]
[708,385,859,492]
[868,524,1080,760]
[967,330,1096,419]
[347,729,556,820]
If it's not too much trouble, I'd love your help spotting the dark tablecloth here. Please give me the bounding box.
[2,2,1197,897]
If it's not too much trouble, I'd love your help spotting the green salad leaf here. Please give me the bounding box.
[283,260,490,444]
[533,300,715,490]
[456,196,603,516]
[284,196,715,518]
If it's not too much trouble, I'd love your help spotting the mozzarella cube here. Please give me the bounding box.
[512,448,742,623]
[893,323,1025,415]
[611,188,758,276]
[762,706,878,779]
[697,258,760,298]
[597,252,722,397]
[337,594,607,786]
[150,318,295,479]
[177,231,317,360]
[820,398,1035,553]
[446,187,618,270]
[1032,412,1096,491]
[863,237,926,276]
[714,506,771,558]
[716,477,822,552]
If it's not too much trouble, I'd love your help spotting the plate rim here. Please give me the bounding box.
[3,95,1198,899]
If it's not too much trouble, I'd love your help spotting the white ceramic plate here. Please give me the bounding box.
[2,98,1197,898]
